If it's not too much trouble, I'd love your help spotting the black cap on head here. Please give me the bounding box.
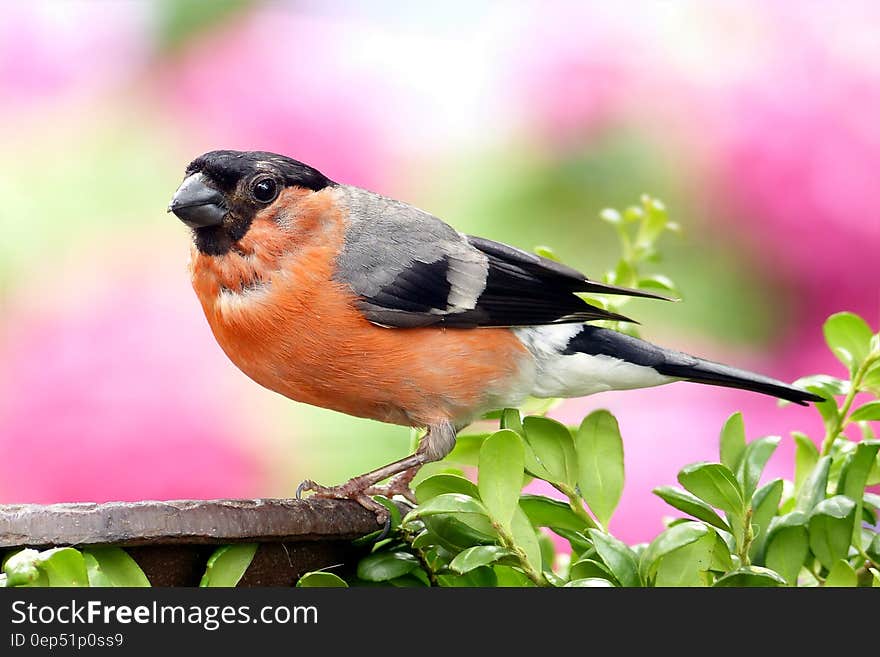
[185,150,332,193]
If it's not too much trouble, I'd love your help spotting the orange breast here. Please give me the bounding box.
[189,188,531,427]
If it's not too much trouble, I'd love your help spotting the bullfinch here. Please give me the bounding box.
[169,150,821,522]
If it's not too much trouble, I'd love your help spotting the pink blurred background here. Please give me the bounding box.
[0,1,877,544]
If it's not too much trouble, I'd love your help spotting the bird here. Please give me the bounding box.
[168,149,822,523]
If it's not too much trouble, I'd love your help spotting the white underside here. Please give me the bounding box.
[512,325,675,399]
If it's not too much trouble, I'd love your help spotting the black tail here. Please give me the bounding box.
[564,326,824,406]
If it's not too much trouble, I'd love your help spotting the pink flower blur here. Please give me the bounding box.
[0,3,147,108]
[159,10,395,189]
[0,276,265,504]
[713,54,880,328]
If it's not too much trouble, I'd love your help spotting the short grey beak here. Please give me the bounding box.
[168,173,227,228]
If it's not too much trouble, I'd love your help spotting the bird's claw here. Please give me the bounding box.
[294,477,391,532]
[295,480,310,500]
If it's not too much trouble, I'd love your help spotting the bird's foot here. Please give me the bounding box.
[295,449,434,539]
[362,468,419,505]
[296,476,392,533]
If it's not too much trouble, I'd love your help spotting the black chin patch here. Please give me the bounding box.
[193,226,235,256]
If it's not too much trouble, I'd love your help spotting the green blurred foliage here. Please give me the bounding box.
[418,135,781,347]
[155,0,255,52]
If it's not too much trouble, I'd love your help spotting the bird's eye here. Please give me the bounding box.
[251,177,278,203]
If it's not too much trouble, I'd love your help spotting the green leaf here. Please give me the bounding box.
[808,495,856,570]
[720,412,746,471]
[587,529,641,587]
[749,478,784,560]
[824,559,858,587]
[637,274,678,296]
[764,514,809,586]
[32,548,89,587]
[795,455,831,514]
[817,400,841,435]
[574,410,625,527]
[613,259,636,288]
[357,552,420,582]
[423,545,455,573]
[538,532,555,571]
[493,565,535,587]
[569,558,616,583]
[415,473,479,503]
[623,205,644,223]
[3,550,48,587]
[838,440,880,502]
[479,430,525,530]
[708,530,735,571]
[849,401,880,422]
[713,566,786,587]
[500,408,523,434]
[410,494,498,551]
[522,416,577,486]
[868,449,880,486]
[553,528,593,556]
[438,566,498,587]
[82,548,150,587]
[653,536,714,587]
[565,578,615,587]
[407,493,488,519]
[840,441,880,549]
[296,572,348,587]
[511,507,543,573]
[442,433,489,467]
[793,374,850,398]
[792,377,842,433]
[640,521,709,582]
[652,486,731,532]
[736,435,781,500]
[636,195,668,247]
[823,312,873,373]
[864,361,880,395]
[793,432,819,494]
[449,546,516,574]
[389,574,429,587]
[678,462,745,517]
[410,530,435,550]
[518,495,586,532]
[869,567,880,588]
[199,544,258,588]
[422,517,497,552]
[828,439,857,488]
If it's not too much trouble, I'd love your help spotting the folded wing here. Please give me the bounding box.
[334,188,671,329]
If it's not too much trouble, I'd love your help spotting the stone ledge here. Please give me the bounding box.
[0,498,387,585]
[0,498,384,548]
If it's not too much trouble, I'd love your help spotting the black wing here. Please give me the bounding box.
[355,235,671,329]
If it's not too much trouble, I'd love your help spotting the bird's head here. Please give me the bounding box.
[168,150,333,255]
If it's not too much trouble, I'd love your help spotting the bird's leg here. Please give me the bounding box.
[296,421,457,523]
